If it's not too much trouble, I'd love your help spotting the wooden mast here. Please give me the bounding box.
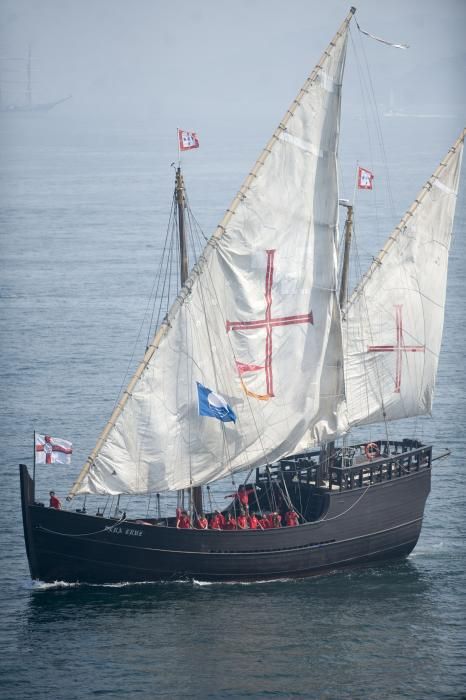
[67,7,357,500]
[320,201,353,475]
[175,167,203,519]
[338,202,353,309]
[176,167,189,287]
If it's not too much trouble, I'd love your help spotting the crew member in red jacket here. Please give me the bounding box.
[259,514,270,529]
[248,513,259,530]
[237,512,248,529]
[197,514,208,530]
[267,512,281,528]
[224,513,237,530]
[210,511,223,530]
[285,510,299,527]
[49,491,61,509]
[176,510,191,529]
[225,485,255,514]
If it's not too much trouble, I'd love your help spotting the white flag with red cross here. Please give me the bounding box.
[358,166,374,190]
[35,434,73,464]
[178,129,199,151]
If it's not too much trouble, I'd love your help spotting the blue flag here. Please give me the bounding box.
[197,382,237,423]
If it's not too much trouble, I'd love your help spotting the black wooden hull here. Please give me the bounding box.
[20,464,431,583]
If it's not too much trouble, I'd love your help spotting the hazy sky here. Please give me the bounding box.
[0,0,464,129]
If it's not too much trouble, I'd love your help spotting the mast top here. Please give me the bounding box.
[344,127,465,317]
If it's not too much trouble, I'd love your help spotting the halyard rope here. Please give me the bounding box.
[37,514,127,538]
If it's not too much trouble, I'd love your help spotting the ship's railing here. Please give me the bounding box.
[327,444,432,491]
[267,440,432,492]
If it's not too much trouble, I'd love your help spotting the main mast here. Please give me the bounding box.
[175,167,203,518]
[339,201,353,308]
[321,200,353,472]
[176,167,189,287]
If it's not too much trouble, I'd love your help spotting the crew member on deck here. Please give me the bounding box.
[49,491,61,509]
[285,510,299,527]
[259,513,270,529]
[237,511,248,529]
[225,485,255,515]
[248,513,259,530]
[177,510,191,529]
[224,513,237,530]
[197,514,208,530]
[210,511,223,530]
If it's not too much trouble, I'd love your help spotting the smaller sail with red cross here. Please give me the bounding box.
[35,434,73,464]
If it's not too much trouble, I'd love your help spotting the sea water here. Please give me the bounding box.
[0,112,465,700]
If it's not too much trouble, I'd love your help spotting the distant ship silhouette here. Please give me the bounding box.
[0,45,71,114]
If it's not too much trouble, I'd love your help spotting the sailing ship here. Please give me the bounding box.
[1,94,71,114]
[0,46,70,113]
[20,7,464,583]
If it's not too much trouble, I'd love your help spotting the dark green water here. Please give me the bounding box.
[0,113,465,699]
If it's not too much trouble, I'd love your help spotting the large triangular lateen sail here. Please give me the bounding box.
[342,129,464,428]
[70,10,355,497]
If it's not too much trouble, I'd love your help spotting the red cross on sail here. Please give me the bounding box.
[226,249,313,400]
[35,434,73,464]
[367,305,425,393]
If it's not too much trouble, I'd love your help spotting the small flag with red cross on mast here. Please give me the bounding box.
[35,433,73,464]
[33,432,73,497]
[178,129,199,152]
[357,166,374,190]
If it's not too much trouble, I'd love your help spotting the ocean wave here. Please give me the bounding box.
[409,541,445,557]
[192,576,295,587]
[28,579,80,590]
[27,578,194,590]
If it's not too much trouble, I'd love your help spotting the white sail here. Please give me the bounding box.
[71,14,354,497]
[343,130,464,428]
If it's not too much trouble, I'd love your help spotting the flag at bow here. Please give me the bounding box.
[197,382,237,423]
[35,433,73,464]
[358,166,374,190]
[178,128,199,151]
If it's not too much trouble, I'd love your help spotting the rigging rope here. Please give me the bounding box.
[318,484,371,522]
[351,25,397,220]
[38,514,128,538]
[147,193,178,346]
[343,25,428,443]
